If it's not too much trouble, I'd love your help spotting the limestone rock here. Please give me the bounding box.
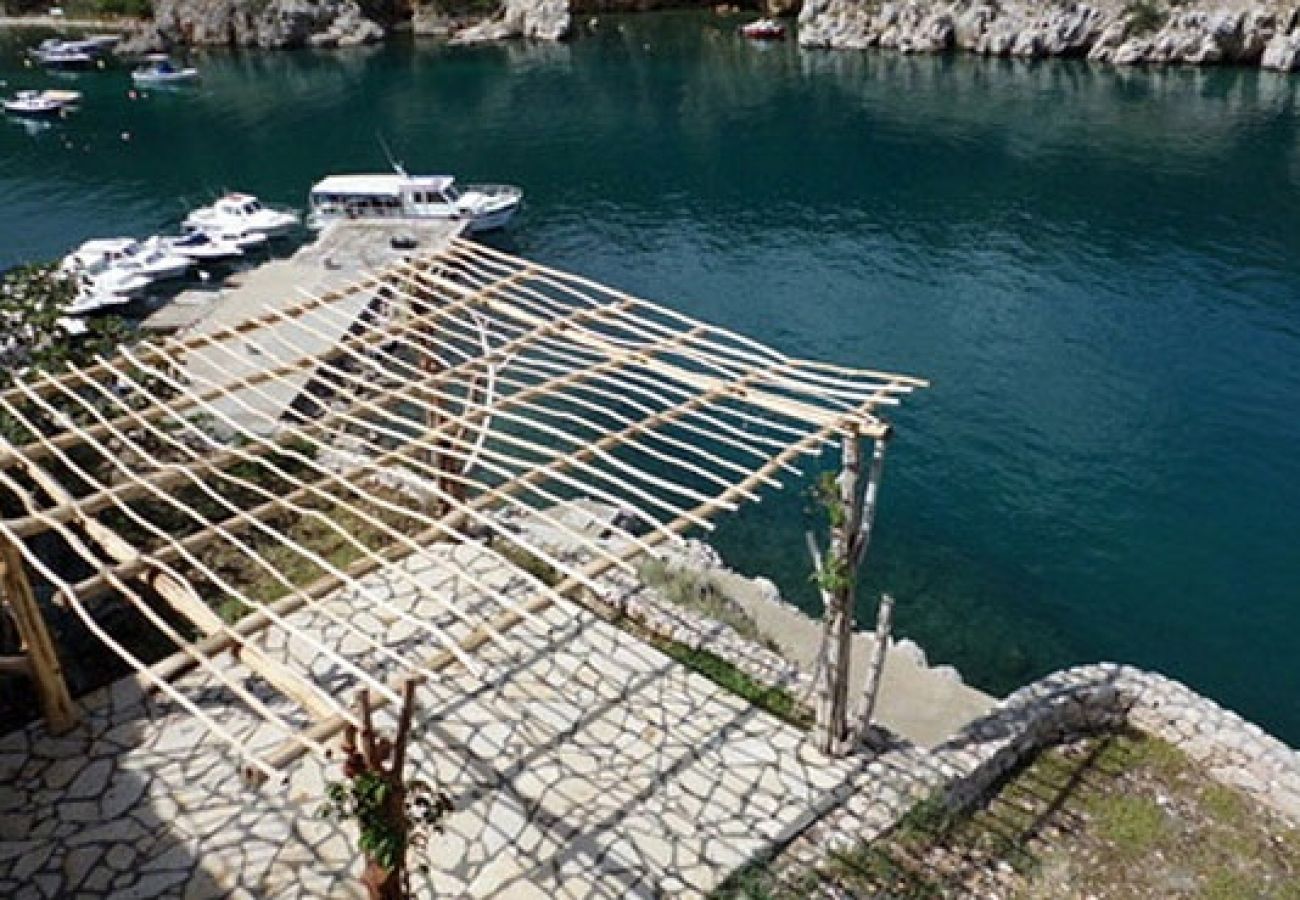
[1262,28,1300,69]
[449,0,571,43]
[149,0,385,50]
[799,0,1300,69]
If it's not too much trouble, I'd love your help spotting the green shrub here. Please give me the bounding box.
[1124,0,1166,36]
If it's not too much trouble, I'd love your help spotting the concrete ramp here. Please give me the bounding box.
[172,220,466,434]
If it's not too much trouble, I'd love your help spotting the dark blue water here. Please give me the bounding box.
[3,15,1298,743]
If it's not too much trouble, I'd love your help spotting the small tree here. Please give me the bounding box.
[321,680,453,900]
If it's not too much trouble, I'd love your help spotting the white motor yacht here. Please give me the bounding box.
[184,193,299,239]
[64,238,192,282]
[154,230,244,262]
[307,172,522,233]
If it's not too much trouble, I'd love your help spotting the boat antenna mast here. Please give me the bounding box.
[377,132,408,179]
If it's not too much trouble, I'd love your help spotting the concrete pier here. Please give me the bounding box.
[145,218,467,434]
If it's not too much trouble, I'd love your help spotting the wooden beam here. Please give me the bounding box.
[0,267,535,475]
[9,446,342,723]
[0,654,30,677]
[253,414,842,777]
[0,537,77,733]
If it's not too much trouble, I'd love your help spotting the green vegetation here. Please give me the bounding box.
[712,731,1300,899]
[652,638,811,729]
[1124,0,1167,36]
[491,539,562,588]
[0,264,128,392]
[3,0,151,17]
[637,557,772,647]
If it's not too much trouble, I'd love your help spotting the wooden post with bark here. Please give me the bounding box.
[810,430,890,756]
[340,679,421,900]
[0,536,77,733]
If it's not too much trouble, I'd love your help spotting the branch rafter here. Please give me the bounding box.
[0,241,923,780]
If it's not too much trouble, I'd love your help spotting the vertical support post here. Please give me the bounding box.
[813,430,891,757]
[0,537,77,733]
[855,592,895,741]
[815,429,861,755]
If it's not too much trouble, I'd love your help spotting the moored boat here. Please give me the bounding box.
[27,38,106,69]
[3,90,64,117]
[740,18,787,40]
[131,55,200,86]
[64,270,149,316]
[184,193,299,239]
[63,238,193,282]
[155,231,246,262]
[307,172,523,233]
[3,89,82,118]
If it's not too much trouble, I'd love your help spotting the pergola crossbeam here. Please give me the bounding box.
[0,241,923,779]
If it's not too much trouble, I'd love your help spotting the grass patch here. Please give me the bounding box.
[490,539,562,588]
[714,730,1300,899]
[183,482,429,623]
[1087,793,1167,853]
[652,638,811,730]
[638,557,774,649]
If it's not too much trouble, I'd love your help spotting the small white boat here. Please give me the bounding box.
[3,90,65,117]
[131,55,200,86]
[184,193,298,239]
[307,172,522,233]
[155,230,245,262]
[28,39,104,69]
[740,18,787,40]
[64,238,193,282]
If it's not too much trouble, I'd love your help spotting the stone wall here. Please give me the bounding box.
[932,662,1300,824]
[781,662,1300,877]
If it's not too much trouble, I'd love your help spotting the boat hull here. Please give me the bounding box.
[464,199,521,233]
[3,101,63,118]
[132,70,200,86]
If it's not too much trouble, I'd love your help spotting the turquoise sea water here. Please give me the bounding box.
[2,16,1299,743]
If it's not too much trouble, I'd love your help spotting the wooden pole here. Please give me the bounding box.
[854,592,895,742]
[0,537,77,733]
[814,429,861,755]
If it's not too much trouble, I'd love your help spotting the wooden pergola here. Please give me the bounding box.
[0,239,925,778]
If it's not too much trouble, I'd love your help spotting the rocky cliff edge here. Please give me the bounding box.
[798,0,1300,70]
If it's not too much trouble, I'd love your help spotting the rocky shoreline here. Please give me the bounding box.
[12,0,1300,67]
[798,0,1300,70]
[117,0,385,52]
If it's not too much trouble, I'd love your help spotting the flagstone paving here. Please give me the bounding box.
[0,543,902,898]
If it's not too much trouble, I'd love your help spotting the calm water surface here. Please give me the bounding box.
[2,15,1299,742]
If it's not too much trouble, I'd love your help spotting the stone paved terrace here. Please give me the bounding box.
[0,542,931,898]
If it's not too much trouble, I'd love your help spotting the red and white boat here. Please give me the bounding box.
[740,18,787,40]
